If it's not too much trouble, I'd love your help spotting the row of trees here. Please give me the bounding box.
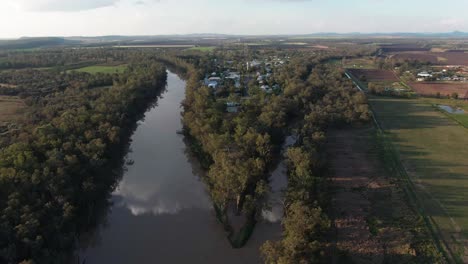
[261,65,370,263]
[0,54,168,263]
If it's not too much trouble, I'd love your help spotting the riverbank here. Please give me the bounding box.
[0,59,169,263]
[78,70,271,264]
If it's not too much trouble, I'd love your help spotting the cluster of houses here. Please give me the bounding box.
[204,70,241,90]
[416,69,467,82]
[246,56,286,71]
[202,70,242,113]
[202,55,289,113]
[249,56,288,93]
[257,72,275,93]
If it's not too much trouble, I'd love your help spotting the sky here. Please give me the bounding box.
[0,0,467,38]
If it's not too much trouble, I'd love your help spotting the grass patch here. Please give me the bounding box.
[450,114,468,128]
[186,46,216,52]
[371,120,448,262]
[329,56,375,68]
[432,106,468,129]
[0,96,24,121]
[343,57,376,69]
[370,96,468,263]
[73,64,127,74]
[423,98,468,128]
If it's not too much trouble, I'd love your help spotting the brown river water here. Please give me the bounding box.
[76,71,284,264]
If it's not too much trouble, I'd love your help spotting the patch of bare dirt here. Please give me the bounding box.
[326,126,417,263]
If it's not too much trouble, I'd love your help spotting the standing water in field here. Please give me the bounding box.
[76,71,279,264]
[437,105,465,114]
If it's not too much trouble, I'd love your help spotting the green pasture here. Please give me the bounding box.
[370,97,468,262]
[73,64,127,74]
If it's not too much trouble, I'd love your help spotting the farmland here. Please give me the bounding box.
[186,46,216,52]
[346,68,402,93]
[410,82,468,99]
[114,44,195,48]
[327,127,440,263]
[369,97,468,262]
[380,44,430,53]
[338,57,376,69]
[450,112,468,128]
[347,69,399,82]
[0,95,24,125]
[391,52,468,66]
[423,98,468,128]
[73,64,127,74]
[392,53,439,64]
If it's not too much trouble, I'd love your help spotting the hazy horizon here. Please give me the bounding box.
[2,31,468,40]
[0,0,467,38]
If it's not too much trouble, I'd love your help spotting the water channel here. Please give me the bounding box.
[78,70,284,264]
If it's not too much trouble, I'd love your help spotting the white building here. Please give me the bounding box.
[208,81,219,89]
[208,76,222,82]
[226,102,240,113]
[261,85,272,93]
[417,72,433,78]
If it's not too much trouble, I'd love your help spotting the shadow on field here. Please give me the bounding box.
[389,136,467,220]
[369,97,458,130]
[369,96,468,261]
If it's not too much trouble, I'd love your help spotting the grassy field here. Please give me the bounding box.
[422,98,468,128]
[186,46,216,52]
[328,57,376,69]
[449,114,468,128]
[114,45,195,48]
[73,65,127,74]
[343,57,376,69]
[369,97,468,262]
[0,96,24,124]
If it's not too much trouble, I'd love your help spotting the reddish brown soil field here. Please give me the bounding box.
[410,82,468,99]
[380,44,430,53]
[435,52,468,65]
[392,53,439,64]
[392,52,468,65]
[347,69,399,82]
[446,50,468,53]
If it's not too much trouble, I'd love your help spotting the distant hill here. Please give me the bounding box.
[297,31,468,38]
[0,37,80,50]
[0,32,466,50]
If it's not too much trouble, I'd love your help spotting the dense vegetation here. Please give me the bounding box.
[0,38,75,51]
[0,42,449,263]
[180,45,443,262]
[0,48,131,70]
[178,46,371,260]
[0,52,168,263]
[260,64,370,263]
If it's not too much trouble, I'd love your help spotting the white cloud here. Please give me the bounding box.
[0,0,467,38]
[440,18,465,28]
[13,0,119,12]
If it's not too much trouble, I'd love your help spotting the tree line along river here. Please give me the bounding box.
[76,70,288,264]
